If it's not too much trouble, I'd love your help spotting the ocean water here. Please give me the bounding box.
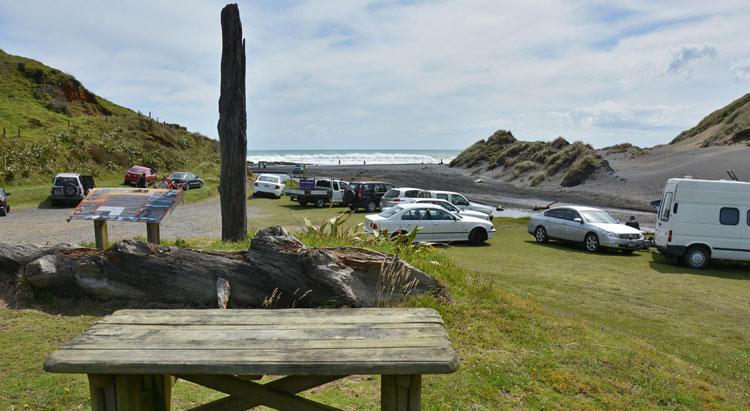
[246,149,460,165]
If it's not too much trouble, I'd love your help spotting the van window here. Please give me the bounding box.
[435,193,449,200]
[405,190,420,198]
[383,189,400,198]
[418,191,431,198]
[720,208,739,225]
[660,192,673,222]
[332,181,339,191]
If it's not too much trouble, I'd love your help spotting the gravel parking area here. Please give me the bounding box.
[1,196,255,246]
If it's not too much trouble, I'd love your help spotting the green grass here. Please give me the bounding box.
[1,205,749,409]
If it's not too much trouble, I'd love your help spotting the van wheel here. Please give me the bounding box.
[315,198,325,208]
[584,233,600,252]
[684,246,710,269]
[468,228,487,245]
[366,201,377,212]
[534,226,548,243]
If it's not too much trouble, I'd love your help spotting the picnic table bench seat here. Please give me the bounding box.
[45,308,458,411]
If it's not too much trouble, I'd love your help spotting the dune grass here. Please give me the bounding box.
[1,202,749,409]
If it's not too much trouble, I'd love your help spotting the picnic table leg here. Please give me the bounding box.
[381,375,421,411]
[94,220,109,249]
[87,374,172,411]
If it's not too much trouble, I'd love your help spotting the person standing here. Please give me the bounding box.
[137,173,147,188]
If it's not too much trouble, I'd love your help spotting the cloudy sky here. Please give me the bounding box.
[1,0,749,150]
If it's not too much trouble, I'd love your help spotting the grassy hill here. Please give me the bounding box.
[0,49,219,201]
[450,130,612,187]
[670,93,750,146]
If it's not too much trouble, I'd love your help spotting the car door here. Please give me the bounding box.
[542,209,565,239]
[429,209,458,241]
[331,181,343,203]
[564,209,588,242]
[399,208,431,238]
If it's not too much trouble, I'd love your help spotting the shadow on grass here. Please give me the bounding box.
[648,253,750,280]
[524,240,642,257]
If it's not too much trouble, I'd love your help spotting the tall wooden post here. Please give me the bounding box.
[217,3,248,242]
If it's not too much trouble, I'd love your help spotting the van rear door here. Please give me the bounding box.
[654,181,677,247]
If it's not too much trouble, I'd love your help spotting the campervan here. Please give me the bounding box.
[654,178,750,268]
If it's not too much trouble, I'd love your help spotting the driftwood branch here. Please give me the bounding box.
[0,227,443,308]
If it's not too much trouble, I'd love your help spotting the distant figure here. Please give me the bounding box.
[363,160,366,165]
[439,158,444,165]
[137,173,147,188]
[625,215,640,230]
[338,159,341,165]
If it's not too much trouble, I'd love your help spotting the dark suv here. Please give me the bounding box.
[343,181,395,212]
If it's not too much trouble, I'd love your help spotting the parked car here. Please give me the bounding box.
[253,174,286,198]
[655,178,750,269]
[292,164,306,175]
[286,177,346,207]
[528,206,644,253]
[50,173,95,207]
[380,187,430,208]
[168,172,203,190]
[413,198,492,221]
[124,166,157,186]
[0,188,10,216]
[427,190,495,217]
[364,203,495,245]
[343,181,395,212]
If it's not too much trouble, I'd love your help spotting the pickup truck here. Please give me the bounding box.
[286,178,348,208]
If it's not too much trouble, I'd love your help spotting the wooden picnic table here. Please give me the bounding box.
[44,308,458,410]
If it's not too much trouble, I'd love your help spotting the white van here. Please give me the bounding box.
[655,178,750,269]
[427,190,495,217]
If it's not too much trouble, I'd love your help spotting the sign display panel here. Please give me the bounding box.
[68,188,183,223]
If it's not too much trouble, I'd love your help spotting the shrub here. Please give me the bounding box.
[530,171,546,186]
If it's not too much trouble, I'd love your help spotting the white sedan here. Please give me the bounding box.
[364,203,496,245]
[253,174,285,198]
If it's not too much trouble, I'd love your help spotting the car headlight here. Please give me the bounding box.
[607,232,618,239]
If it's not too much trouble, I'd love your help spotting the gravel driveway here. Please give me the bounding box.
[1,196,255,246]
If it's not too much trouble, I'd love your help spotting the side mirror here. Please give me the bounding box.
[573,217,583,223]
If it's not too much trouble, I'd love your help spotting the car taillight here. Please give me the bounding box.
[392,198,400,202]
[668,230,672,242]
[371,223,378,230]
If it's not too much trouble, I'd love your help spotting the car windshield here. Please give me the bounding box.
[170,172,187,179]
[379,206,402,218]
[580,210,618,224]
[129,167,146,173]
[54,177,78,186]
[383,189,400,198]
[436,201,458,212]
[258,175,278,183]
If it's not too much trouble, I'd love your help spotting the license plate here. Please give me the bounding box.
[628,242,635,247]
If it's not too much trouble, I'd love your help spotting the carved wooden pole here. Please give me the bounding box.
[218,3,248,242]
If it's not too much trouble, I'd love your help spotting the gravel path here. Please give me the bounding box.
[1,195,256,246]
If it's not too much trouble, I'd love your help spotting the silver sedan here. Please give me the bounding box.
[527,206,644,253]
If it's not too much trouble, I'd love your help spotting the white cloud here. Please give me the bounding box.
[0,1,749,149]
[730,60,750,82]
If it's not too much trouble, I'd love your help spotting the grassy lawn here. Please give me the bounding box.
[1,200,749,409]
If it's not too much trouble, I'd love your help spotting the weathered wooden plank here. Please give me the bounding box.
[65,336,451,351]
[88,374,116,411]
[381,375,397,411]
[45,347,459,375]
[407,375,421,411]
[85,322,444,332]
[99,308,444,326]
[179,374,340,411]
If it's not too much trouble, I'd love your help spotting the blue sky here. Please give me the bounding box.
[1,0,749,150]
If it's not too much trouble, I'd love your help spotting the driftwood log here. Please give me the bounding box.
[217,3,248,242]
[0,227,442,308]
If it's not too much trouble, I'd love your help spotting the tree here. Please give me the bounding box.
[217,3,247,242]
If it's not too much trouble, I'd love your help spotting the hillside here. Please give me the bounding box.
[0,49,219,184]
[449,130,613,187]
[670,93,750,147]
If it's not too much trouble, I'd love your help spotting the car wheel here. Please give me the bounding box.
[621,250,635,255]
[366,201,377,213]
[584,233,600,252]
[468,227,487,245]
[299,200,308,206]
[534,226,548,243]
[684,245,710,269]
[315,198,325,208]
[349,205,357,211]
[50,199,58,207]
[0,207,5,217]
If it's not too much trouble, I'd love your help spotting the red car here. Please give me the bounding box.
[124,166,157,187]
